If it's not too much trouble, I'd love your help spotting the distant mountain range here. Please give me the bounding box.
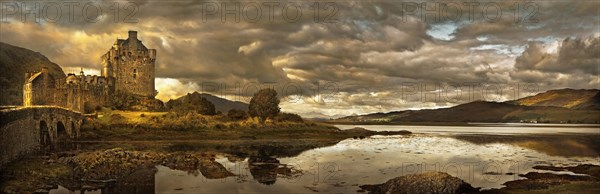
[0,42,66,105]
[331,89,600,124]
[167,92,248,113]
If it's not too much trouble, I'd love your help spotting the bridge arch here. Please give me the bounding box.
[70,121,76,138]
[56,121,68,142]
[39,120,51,147]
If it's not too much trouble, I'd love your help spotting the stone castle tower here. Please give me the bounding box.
[101,31,157,97]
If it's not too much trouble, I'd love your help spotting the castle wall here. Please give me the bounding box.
[54,75,115,113]
[114,50,156,97]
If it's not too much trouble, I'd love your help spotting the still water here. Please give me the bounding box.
[51,125,600,194]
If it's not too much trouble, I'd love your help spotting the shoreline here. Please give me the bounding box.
[326,121,600,128]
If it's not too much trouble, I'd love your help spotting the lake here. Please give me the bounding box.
[49,125,600,194]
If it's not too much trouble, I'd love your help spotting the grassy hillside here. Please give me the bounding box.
[509,88,599,110]
[0,42,65,105]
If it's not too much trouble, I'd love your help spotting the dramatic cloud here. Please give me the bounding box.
[511,35,600,89]
[1,0,598,117]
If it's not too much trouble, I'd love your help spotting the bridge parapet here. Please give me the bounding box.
[0,106,83,126]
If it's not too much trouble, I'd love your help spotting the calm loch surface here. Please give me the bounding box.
[50,125,600,194]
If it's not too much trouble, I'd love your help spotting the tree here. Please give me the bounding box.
[249,88,280,122]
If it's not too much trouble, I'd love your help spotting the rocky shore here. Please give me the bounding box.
[359,172,479,194]
[0,148,235,193]
[360,164,600,194]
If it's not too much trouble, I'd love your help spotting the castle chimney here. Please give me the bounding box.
[128,31,138,40]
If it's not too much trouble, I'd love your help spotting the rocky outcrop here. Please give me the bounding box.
[60,148,235,180]
[360,172,478,194]
[479,164,600,193]
[345,127,412,138]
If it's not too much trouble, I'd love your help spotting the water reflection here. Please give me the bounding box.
[452,134,600,157]
[248,153,302,185]
[156,134,600,193]
[45,132,600,193]
[50,167,156,194]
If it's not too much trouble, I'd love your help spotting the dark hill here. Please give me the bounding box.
[167,92,248,113]
[332,89,600,124]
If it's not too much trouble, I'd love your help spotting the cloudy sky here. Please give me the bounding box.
[1,0,598,117]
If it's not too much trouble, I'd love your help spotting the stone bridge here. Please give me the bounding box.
[0,106,85,167]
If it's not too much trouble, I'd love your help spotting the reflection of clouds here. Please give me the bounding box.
[151,133,599,193]
[279,134,600,190]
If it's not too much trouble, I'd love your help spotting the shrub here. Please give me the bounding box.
[275,113,304,123]
[227,109,248,121]
[109,114,126,124]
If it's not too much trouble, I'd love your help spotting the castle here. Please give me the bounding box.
[23,31,157,112]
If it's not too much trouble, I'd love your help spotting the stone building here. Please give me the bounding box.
[23,67,56,106]
[101,31,157,98]
[23,31,156,113]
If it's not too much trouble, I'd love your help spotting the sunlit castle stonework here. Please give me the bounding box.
[23,31,156,112]
[101,31,157,98]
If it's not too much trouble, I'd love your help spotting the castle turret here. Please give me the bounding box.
[128,31,138,41]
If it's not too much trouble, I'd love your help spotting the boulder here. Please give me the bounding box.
[360,172,479,194]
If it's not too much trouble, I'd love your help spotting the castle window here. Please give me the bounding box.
[133,69,137,79]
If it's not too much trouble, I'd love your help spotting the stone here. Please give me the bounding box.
[359,172,479,194]
[33,189,49,194]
